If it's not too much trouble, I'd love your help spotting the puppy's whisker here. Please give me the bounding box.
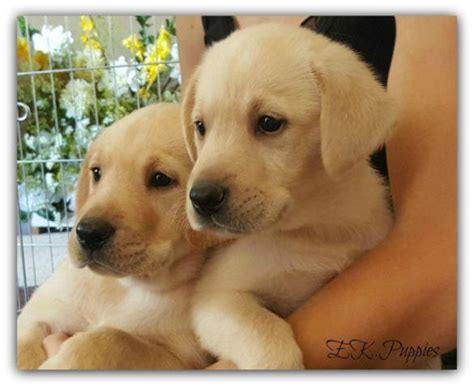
[91,258,128,276]
[170,202,189,234]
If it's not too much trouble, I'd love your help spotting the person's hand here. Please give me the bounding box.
[42,332,70,358]
[206,359,238,370]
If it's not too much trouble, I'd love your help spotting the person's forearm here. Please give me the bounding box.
[176,16,205,90]
[288,222,456,368]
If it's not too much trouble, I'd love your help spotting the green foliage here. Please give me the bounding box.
[165,18,176,36]
[18,16,39,39]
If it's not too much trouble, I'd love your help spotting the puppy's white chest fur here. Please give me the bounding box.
[87,279,193,336]
[199,230,356,317]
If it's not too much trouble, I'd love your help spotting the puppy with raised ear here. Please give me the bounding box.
[17,104,214,370]
[182,23,396,369]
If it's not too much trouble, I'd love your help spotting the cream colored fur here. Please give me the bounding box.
[17,104,213,370]
[182,24,396,369]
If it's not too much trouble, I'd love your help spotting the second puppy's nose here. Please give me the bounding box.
[76,218,115,251]
[190,183,227,217]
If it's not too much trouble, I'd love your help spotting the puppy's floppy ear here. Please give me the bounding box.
[312,41,397,178]
[75,151,91,214]
[181,67,201,162]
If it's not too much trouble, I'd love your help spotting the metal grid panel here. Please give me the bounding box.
[16,15,181,312]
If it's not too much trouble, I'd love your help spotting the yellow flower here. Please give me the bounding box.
[80,16,95,32]
[33,51,49,69]
[138,87,150,100]
[143,27,171,87]
[79,16,102,52]
[144,52,167,87]
[80,33,102,50]
[122,34,144,62]
[90,39,102,51]
[17,37,29,62]
[156,26,171,60]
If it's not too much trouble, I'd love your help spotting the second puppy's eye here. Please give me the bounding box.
[257,115,285,134]
[91,167,101,182]
[150,172,175,188]
[194,120,206,137]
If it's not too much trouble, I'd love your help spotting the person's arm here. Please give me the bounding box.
[287,16,457,368]
[176,16,206,89]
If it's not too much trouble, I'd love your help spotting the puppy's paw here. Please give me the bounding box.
[238,336,304,370]
[17,322,50,370]
[38,329,116,370]
[274,347,305,370]
[252,344,304,370]
[17,341,47,370]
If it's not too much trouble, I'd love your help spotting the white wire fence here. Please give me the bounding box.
[16,15,181,312]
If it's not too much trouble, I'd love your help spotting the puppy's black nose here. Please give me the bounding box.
[76,218,115,251]
[190,183,227,217]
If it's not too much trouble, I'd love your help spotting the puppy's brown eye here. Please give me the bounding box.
[194,120,206,137]
[257,116,285,134]
[151,172,175,188]
[91,167,101,182]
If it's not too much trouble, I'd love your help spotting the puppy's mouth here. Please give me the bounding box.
[87,258,127,276]
[71,243,153,277]
[207,216,248,236]
[73,250,129,277]
[193,204,289,237]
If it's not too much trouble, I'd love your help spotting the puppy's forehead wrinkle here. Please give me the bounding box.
[197,71,318,127]
[198,26,325,124]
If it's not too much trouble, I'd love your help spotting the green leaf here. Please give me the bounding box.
[18,16,27,37]
[17,17,39,39]
[136,15,151,27]
[28,27,40,39]
[165,17,176,36]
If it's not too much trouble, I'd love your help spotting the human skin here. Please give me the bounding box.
[44,15,457,369]
[42,332,70,358]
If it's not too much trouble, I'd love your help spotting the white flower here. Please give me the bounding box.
[60,79,93,121]
[127,69,140,92]
[169,43,181,83]
[127,67,147,93]
[75,47,104,68]
[18,184,45,213]
[102,116,114,126]
[99,56,132,97]
[24,133,36,151]
[88,124,101,138]
[74,118,100,150]
[45,173,57,192]
[36,99,47,109]
[32,25,73,59]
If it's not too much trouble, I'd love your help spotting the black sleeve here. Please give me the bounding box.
[201,16,236,47]
[311,16,396,87]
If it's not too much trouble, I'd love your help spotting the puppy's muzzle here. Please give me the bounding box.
[76,218,116,251]
[190,183,228,217]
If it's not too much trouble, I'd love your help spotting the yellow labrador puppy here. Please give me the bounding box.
[17,104,212,370]
[182,24,396,369]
